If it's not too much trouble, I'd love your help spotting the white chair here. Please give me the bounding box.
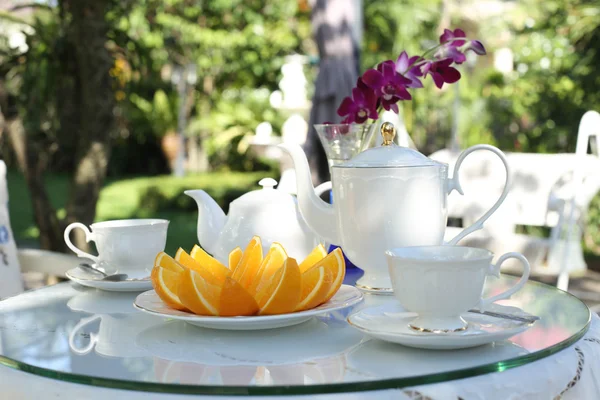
[0,161,80,298]
[431,111,600,292]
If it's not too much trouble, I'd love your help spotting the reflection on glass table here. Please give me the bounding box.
[0,275,590,395]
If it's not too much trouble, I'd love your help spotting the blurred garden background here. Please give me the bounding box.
[1,0,600,263]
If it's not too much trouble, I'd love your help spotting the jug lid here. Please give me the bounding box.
[336,122,441,168]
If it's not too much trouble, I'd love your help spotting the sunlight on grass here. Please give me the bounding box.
[7,170,272,255]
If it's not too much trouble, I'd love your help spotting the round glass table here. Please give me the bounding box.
[0,274,591,396]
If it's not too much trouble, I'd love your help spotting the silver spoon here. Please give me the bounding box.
[468,308,540,324]
[78,263,129,282]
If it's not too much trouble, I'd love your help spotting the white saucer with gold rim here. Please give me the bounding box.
[347,302,536,350]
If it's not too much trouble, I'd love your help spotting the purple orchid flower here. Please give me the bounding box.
[334,27,486,122]
[439,28,466,47]
[362,60,412,113]
[337,78,379,124]
[422,58,461,89]
[434,46,467,64]
[395,51,424,88]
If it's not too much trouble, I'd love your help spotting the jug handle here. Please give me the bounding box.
[314,181,333,249]
[314,181,332,197]
[445,145,511,246]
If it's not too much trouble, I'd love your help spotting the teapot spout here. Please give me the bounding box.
[279,144,339,245]
[184,190,226,256]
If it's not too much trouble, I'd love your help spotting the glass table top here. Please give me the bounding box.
[0,274,590,395]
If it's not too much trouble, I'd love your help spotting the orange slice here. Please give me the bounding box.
[232,236,263,289]
[156,251,185,273]
[178,268,220,316]
[295,264,333,312]
[219,277,259,316]
[188,244,231,283]
[228,247,243,270]
[256,258,301,315]
[295,248,345,311]
[298,244,328,273]
[151,252,187,310]
[320,247,346,303]
[249,242,287,295]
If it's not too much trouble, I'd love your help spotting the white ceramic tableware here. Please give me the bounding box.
[65,267,153,292]
[68,313,161,358]
[134,284,363,330]
[184,178,329,265]
[386,245,531,332]
[347,302,535,350]
[67,289,163,358]
[64,219,168,278]
[281,122,510,292]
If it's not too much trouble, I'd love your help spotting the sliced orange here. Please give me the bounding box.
[298,244,328,273]
[232,236,263,289]
[151,252,187,310]
[249,242,287,295]
[175,247,225,285]
[295,264,333,312]
[228,247,243,270]
[320,247,346,303]
[256,258,301,315]
[295,248,345,311]
[219,277,259,316]
[178,268,220,316]
[156,251,185,273]
[188,244,231,283]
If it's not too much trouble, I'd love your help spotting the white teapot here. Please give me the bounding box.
[185,178,326,265]
[280,122,510,293]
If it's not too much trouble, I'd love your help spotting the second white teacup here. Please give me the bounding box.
[385,246,530,333]
[64,219,169,278]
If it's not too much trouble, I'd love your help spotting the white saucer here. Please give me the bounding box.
[347,302,537,350]
[66,267,153,292]
[134,285,364,330]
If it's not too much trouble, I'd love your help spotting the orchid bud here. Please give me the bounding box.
[466,40,486,56]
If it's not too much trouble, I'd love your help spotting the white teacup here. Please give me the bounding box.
[64,219,169,277]
[385,246,530,333]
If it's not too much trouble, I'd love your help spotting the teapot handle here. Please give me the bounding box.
[446,145,511,246]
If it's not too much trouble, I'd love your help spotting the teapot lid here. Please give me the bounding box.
[231,178,294,209]
[336,122,441,168]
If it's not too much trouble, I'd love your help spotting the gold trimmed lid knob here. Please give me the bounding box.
[381,122,396,146]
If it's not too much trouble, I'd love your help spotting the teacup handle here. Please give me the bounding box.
[68,315,101,355]
[64,222,100,263]
[479,252,531,309]
[446,145,511,246]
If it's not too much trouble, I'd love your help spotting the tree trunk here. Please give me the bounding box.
[0,79,64,251]
[63,0,115,250]
[6,119,65,251]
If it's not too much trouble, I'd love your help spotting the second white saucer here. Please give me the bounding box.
[66,267,153,292]
[347,302,536,350]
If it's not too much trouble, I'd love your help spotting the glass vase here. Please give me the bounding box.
[314,123,376,169]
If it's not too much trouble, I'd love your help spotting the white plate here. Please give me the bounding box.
[66,267,153,292]
[347,302,536,350]
[134,285,364,330]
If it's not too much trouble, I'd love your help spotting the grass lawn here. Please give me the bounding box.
[6,170,272,255]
